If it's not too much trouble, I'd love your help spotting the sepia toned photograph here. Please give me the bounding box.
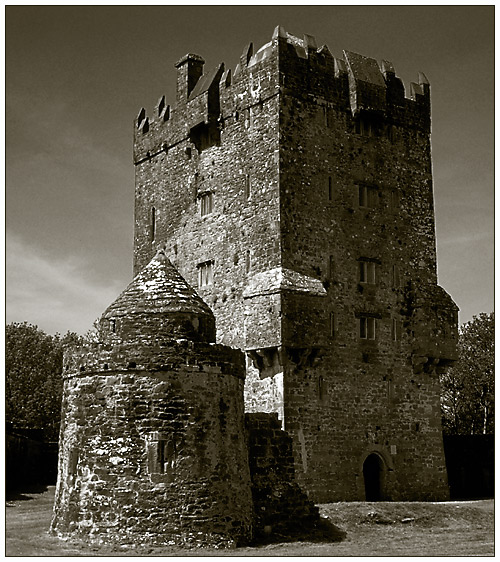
[5,4,494,556]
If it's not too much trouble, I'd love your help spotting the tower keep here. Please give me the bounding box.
[133,26,458,501]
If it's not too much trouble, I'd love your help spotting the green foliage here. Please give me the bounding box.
[440,312,494,435]
[5,323,82,440]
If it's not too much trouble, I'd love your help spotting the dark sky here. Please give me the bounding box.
[5,5,494,334]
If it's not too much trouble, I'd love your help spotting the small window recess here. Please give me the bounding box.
[391,318,402,342]
[329,311,336,338]
[69,448,79,475]
[328,176,333,201]
[358,184,377,209]
[246,107,253,129]
[110,318,117,333]
[189,122,220,153]
[318,375,327,402]
[324,106,332,128]
[157,440,177,474]
[355,111,383,138]
[150,207,156,242]
[390,190,400,212]
[359,260,376,284]
[387,378,394,401]
[245,250,251,274]
[200,192,213,216]
[328,255,335,281]
[245,174,251,199]
[147,435,177,475]
[392,264,401,288]
[192,172,199,202]
[197,261,214,288]
[360,317,376,340]
[386,124,395,142]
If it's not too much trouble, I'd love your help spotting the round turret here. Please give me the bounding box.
[51,251,252,547]
[99,249,216,344]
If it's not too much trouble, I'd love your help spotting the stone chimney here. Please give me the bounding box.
[174,53,205,103]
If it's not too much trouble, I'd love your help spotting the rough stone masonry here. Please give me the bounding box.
[51,250,319,546]
[52,25,458,546]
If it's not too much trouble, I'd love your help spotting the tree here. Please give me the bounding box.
[440,312,494,435]
[5,323,82,440]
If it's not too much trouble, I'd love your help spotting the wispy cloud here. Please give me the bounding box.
[6,233,125,335]
[436,231,493,248]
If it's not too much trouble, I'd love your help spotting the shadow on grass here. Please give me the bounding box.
[250,517,347,546]
[6,484,49,503]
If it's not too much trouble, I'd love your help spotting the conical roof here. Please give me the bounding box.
[100,249,215,343]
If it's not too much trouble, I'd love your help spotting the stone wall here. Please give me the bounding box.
[443,434,494,500]
[284,360,450,501]
[275,30,456,501]
[6,432,58,490]
[246,412,320,541]
[51,345,252,547]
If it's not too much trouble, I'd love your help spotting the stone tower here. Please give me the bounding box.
[132,27,458,502]
[51,251,253,546]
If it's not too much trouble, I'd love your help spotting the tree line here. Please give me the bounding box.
[5,323,84,441]
[440,312,494,435]
[5,313,494,440]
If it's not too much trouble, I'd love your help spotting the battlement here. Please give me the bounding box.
[133,26,431,164]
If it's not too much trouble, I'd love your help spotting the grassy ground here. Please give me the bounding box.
[5,486,494,556]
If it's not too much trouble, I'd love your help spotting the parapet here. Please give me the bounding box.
[133,25,432,163]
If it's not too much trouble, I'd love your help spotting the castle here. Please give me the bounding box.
[133,25,458,501]
[51,26,458,546]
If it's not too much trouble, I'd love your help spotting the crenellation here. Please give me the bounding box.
[133,27,432,171]
[239,42,253,69]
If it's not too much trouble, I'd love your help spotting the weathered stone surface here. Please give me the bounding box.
[52,25,462,552]
[51,367,252,547]
[100,249,216,344]
[246,412,320,540]
[131,27,458,502]
[51,256,253,547]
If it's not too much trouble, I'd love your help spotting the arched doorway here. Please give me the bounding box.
[363,453,385,501]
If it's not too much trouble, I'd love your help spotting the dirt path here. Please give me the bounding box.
[6,486,494,556]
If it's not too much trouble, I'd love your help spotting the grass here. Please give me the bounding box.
[5,486,494,556]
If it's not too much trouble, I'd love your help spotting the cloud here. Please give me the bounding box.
[6,233,125,335]
[436,231,493,248]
